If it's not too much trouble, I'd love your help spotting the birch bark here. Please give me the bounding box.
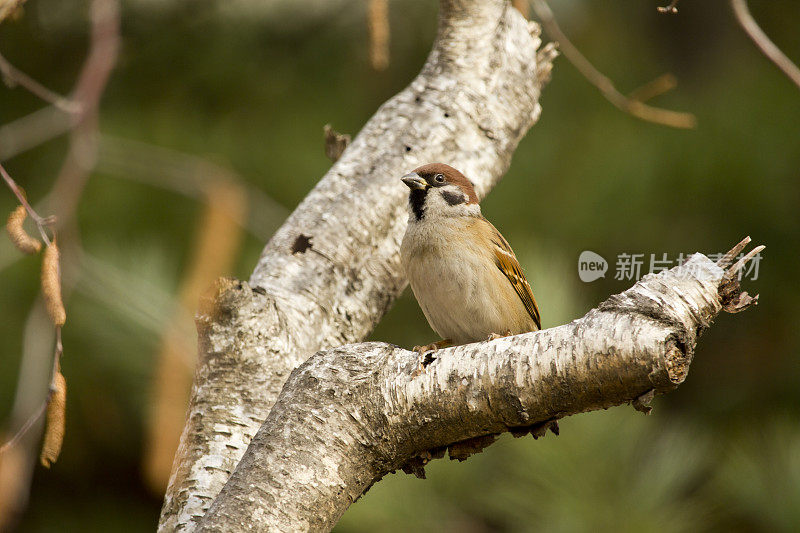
[158,1,556,530]
[197,250,762,531]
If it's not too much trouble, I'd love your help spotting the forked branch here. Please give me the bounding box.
[158,1,557,530]
[199,239,763,531]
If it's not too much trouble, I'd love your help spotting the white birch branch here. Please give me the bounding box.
[159,0,557,530]
[196,245,763,531]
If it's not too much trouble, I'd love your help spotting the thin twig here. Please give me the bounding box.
[0,0,119,165]
[97,134,287,241]
[44,0,120,230]
[1,0,120,517]
[628,73,678,103]
[0,401,46,455]
[531,0,697,129]
[0,52,83,114]
[731,0,800,91]
[0,162,53,245]
[0,105,75,161]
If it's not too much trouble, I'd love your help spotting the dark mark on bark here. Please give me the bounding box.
[292,234,313,254]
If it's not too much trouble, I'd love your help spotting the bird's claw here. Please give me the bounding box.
[486,330,512,341]
[414,342,437,355]
[413,339,452,355]
[411,339,452,375]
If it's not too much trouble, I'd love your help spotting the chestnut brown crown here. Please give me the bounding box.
[410,163,480,205]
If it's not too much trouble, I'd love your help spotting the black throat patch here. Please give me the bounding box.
[409,188,427,220]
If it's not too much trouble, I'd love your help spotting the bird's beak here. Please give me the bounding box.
[401,172,428,190]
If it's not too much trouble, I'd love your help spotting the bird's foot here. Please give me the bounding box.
[413,339,452,355]
[412,339,452,376]
[486,330,512,341]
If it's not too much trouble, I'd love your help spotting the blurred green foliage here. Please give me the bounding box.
[0,0,798,531]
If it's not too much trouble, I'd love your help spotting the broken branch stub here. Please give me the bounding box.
[159,1,556,530]
[197,241,763,531]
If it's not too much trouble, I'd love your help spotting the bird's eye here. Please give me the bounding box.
[433,174,445,184]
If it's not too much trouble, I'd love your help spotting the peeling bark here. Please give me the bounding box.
[158,0,764,528]
[197,251,761,531]
[158,0,556,530]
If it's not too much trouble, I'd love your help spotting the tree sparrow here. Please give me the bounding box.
[400,163,541,353]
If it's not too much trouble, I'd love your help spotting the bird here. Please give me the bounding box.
[399,163,541,354]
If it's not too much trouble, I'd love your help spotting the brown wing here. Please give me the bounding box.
[486,220,541,329]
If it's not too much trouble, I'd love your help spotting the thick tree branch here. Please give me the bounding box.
[159,0,556,530]
[198,245,762,531]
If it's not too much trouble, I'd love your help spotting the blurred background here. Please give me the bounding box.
[0,0,798,531]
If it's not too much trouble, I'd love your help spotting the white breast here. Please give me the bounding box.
[400,215,529,345]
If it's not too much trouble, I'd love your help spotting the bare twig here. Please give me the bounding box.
[1,0,119,524]
[531,0,697,129]
[628,73,678,103]
[0,300,53,530]
[0,162,54,245]
[0,402,46,456]
[44,0,120,229]
[0,0,119,166]
[731,0,800,91]
[0,52,82,114]
[97,135,287,241]
[0,106,74,162]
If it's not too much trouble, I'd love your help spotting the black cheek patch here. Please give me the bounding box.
[441,190,466,206]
